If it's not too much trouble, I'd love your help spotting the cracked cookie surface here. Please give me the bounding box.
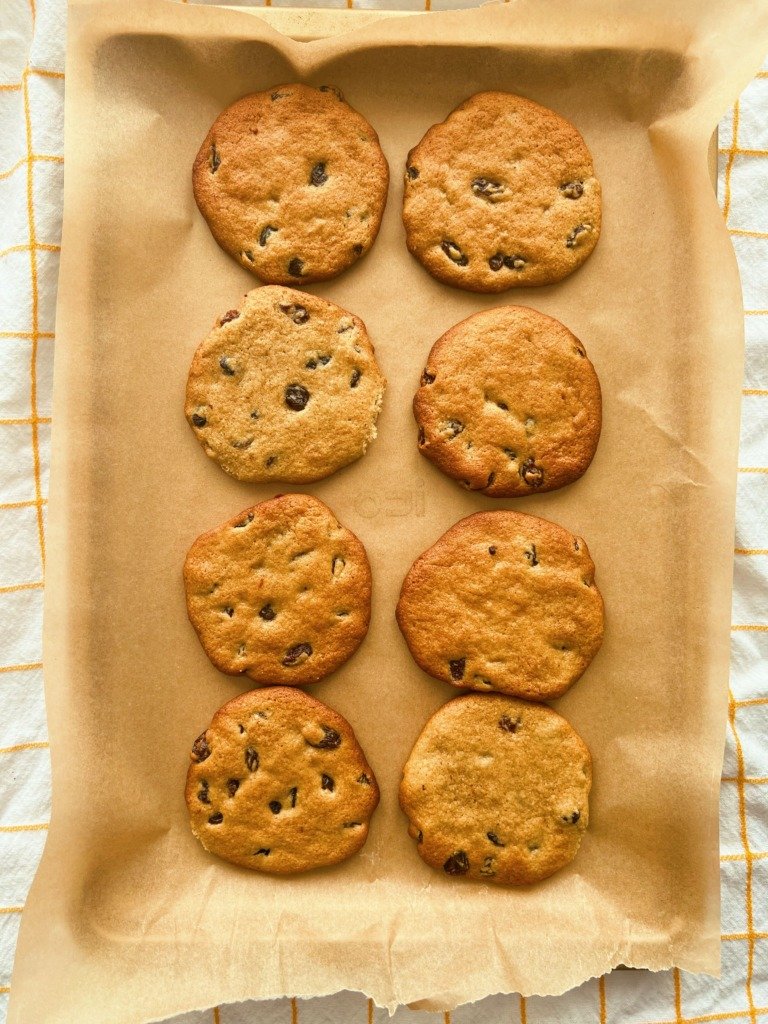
[400,693,591,885]
[403,91,601,292]
[186,286,385,483]
[193,84,389,284]
[184,494,371,685]
[396,510,604,700]
[187,686,379,873]
[414,305,601,496]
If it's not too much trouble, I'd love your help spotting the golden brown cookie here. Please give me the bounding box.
[193,84,389,284]
[400,693,591,885]
[186,287,386,484]
[414,305,601,496]
[187,686,379,873]
[396,510,603,700]
[184,495,371,685]
[403,92,601,292]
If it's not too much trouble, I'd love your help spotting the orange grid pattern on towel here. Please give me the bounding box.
[1,2,767,1022]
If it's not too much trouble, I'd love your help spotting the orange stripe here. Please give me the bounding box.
[0,662,42,674]
[291,997,298,1024]
[0,741,48,755]
[0,986,9,994]
[0,154,63,183]
[519,995,527,1024]
[736,698,768,708]
[0,243,60,260]
[718,146,768,158]
[723,931,768,941]
[732,624,768,632]
[0,582,44,595]
[30,68,63,80]
[443,1014,451,1024]
[0,417,50,426]
[722,100,740,222]
[22,69,46,573]
[674,967,683,1021]
[0,906,23,915]
[730,228,768,239]
[735,549,768,555]
[598,975,606,1024]
[728,691,757,1024]
[0,822,48,832]
[738,468,768,474]
[743,390,768,397]
[722,852,768,862]
[723,777,768,784]
[745,310,768,316]
[213,1008,221,1024]
[367,998,374,1024]
[0,499,47,510]
[0,332,54,341]
[0,84,22,92]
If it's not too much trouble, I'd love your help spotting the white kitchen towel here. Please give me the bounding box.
[1,2,767,1022]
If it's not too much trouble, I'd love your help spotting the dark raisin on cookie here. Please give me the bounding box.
[471,177,504,200]
[441,240,469,266]
[524,545,539,567]
[259,603,276,621]
[259,225,277,247]
[227,779,240,797]
[282,642,313,666]
[279,303,309,325]
[269,800,282,814]
[499,715,520,734]
[219,309,240,325]
[192,732,211,762]
[306,724,341,750]
[446,420,464,438]
[191,413,207,428]
[449,658,466,681]
[219,357,236,376]
[406,165,420,180]
[319,85,344,100]
[560,181,584,199]
[288,257,305,277]
[321,774,335,792]
[245,747,259,771]
[566,224,591,248]
[198,781,210,804]
[520,458,544,487]
[285,384,310,411]
[210,143,220,173]
[443,851,470,875]
[421,369,436,385]
[487,831,506,847]
[310,163,328,186]
[350,368,361,388]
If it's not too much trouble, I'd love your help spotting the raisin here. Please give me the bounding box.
[310,163,328,186]
[271,91,287,100]
[563,811,581,824]
[574,539,580,551]
[245,747,259,772]
[418,427,426,446]
[288,257,305,277]
[285,384,310,411]
[231,437,253,450]
[224,606,234,617]
[353,243,364,256]
[499,715,520,733]
[198,781,210,804]
[449,658,465,681]
[350,368,361,388]
[471,177,504,200]
[280,303,309,325]
[566,224,591,248]
[234,513,254,529]
[503,255,526,270]
[282,642,313,666]
[560,181,584,199]
[306,359,317,369]
[265,456,277,468]
[524,545,539,567]
[219,357,235,376]
[421,369,436,385]
[504,448,517,461]
[520,458,544,488]
[219,309,239,326]
[259,225,277,247]
[487,832,506,847]
[321,774,335,792]
[319,354,331,365]
[191,732,211,762]
[406,165,419,180]
[269,800,282,814]
[254,848,271,856]
[208,812,223,825]
[191,413,206,428]
[241,250,254,264]
[306,724,341,749]
[319,85,343,100]
[443,851,469,875]
[486,472,496,487]
[480,856,496,876]
[441,240,469,266]
[489,546,497,555]
[290,787,298,807]
[210,143,220,173]
[259,604,276,621]
[417,830,424,844]
[357,773,371,785]
[488,252,504,272]
[332,557,345,577]
[446,420,464,438]
[227,779,240,797]
[343,821,362,828]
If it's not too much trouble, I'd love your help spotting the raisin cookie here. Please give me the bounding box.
[184,495,371,685]
[396,510,603,700]
[415,305,601,496]
[187,686,379,873]
[400,693,591,885]
[403,92,601,292]
[186,287,385,483]
[193,84,389,284]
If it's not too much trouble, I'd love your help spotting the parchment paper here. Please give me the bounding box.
[8,0,768,1020]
